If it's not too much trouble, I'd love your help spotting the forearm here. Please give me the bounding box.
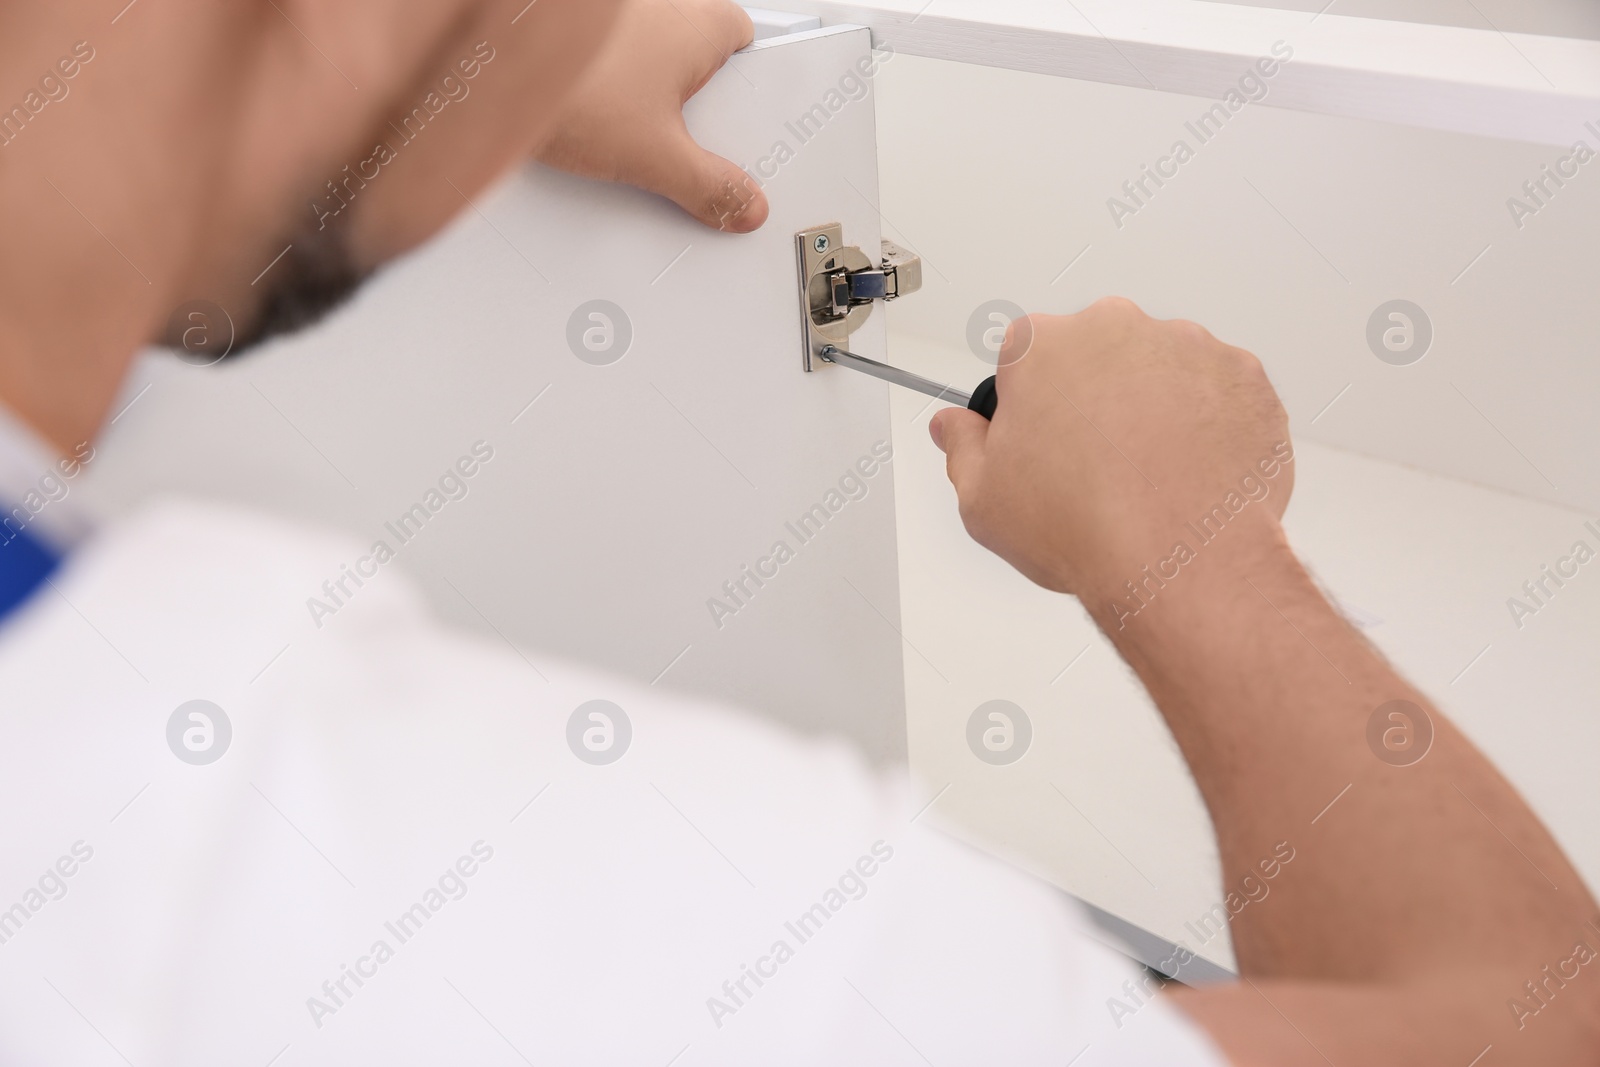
[928,300,1600,1058]
[1089,530,1598,982]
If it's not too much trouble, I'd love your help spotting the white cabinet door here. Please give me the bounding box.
[83,24,909,760]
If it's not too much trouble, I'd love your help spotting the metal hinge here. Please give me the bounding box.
[795,223,923,371]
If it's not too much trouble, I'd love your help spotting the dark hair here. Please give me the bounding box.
[236,222,369,352]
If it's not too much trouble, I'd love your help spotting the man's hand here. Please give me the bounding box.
[931,296,1600,1066]
[535,0,770,232]
[929,298,1292,611]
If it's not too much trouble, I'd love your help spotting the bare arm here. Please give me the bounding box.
[930,299,1600,1065]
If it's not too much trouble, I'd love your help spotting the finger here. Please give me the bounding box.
[657,129,769,232]
[670,0,756,63]
[719,0,757,54]
[929,407,990,496]
[995,312,1038,372]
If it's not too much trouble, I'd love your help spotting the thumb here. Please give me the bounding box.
[930,407,990,498]
[654,128,770,233]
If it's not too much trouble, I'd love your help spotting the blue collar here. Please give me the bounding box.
[0,519,61,622]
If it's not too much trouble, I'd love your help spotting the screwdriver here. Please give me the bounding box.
[818,345,998,420]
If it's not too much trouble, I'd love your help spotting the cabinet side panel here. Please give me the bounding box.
[82,28,909,760]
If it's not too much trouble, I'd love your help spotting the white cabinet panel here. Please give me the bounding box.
[82,26,910,760]
[876,54,1600,515]
[774,0,1600,144]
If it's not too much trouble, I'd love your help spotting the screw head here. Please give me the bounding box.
[813,233,830,254]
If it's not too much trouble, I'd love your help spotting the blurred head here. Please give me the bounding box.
[0,0,623,449]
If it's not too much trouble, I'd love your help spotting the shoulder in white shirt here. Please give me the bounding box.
[0,498,1226,1066]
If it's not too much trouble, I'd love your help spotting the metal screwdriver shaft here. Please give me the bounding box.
[818,345,998,420]
[817,345,969,405]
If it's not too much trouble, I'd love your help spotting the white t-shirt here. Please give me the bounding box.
[0,500,1226,1065]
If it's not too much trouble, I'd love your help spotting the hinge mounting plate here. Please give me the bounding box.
[795,223,923,371]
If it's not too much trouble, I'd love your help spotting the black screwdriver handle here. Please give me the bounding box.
[967,375,998,420]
